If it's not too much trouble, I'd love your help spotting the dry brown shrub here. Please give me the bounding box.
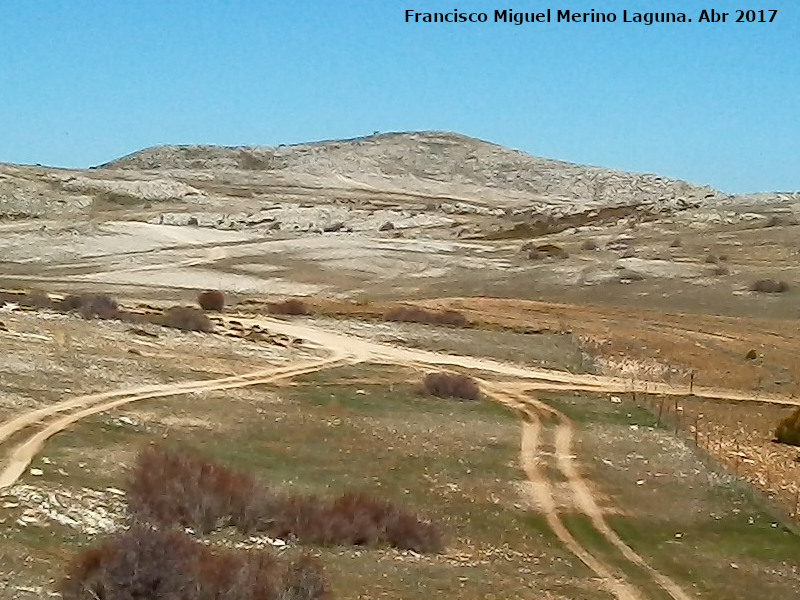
[422,372,480,401]
[669,237,682,248]
[775,408,800,446]
[162,306,214,332]
[749,279,789,293]
[268,299,310,316]
[705,253,719,264]
[581,238,599,251]
[58,526,331,600]
[259,492,442,553]
[126,445,262,533]
[57,293,119,319]
[198,290,225,312]
[710,264,730,276]
[17,290,54,309]
[384,306,468,327]
[521,242,568,259]
[126,446,442,554]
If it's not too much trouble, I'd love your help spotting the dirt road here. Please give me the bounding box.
[3,313,796,599]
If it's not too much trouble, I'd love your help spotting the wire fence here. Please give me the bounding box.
[627,375,800,527]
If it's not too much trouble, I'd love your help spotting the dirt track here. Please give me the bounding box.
[2,314,798,598]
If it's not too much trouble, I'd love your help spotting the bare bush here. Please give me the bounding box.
[705,253,719,264]
[268,299,310,316]
[198,290,225,312]
[749,279,789,294]
[126,446,442,554]
[580,238,599,251]
[126,445,262,533]
[258,491,441,553]
[710,264,730,276]
[19,290,54,309]
[422,372,480,401]
[669,237,682,248]
[57,293,120,319]
[521,242,568,259]
[775,408,800,447]
[59,526,331,600]
[162,306,214,332]
[384,305,468,327]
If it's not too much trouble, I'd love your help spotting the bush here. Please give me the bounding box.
[775,408,800,446]
[126,445,262,533]
[422,372,480,401]
[18,290,54,309]
[581,238,599,251]
[59,526,331,600]
[749,279,789,294]
[257,492,441,553]
[162,306,214,332]
[126,446,442,553]
[669,237,682,248]
[198,290,225,312]
[268,299,310,316]
[384,306,468,327]
[56,293,119,319]
[710,264,730,276]
[521,242,568,259]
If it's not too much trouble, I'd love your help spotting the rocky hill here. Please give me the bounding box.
[0,131,751,232]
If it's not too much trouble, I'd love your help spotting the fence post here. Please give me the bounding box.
[673,398,679,434]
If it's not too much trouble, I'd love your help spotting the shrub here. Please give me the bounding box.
[745,349,758,360]
[521,242,568,259]
[669,237,682,248]
[775,408,800,447]
[749,279,789,294]
[126,445,262,533]
[581,238,599,251]
[162,306,214,332]
[259,492,441,553]
[198,290,225,312]
[126,446,442,554]
[268,299,310,316]
[705,253,719,264]
[57,293,119,319]
[422,372,480,401]
[384,306,468,327]
[58,526,331,600]
[17,290,54,309]
[710,264,730,276]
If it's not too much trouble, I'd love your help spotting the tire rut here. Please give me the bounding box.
[486,382,695,600]
[0,355,352,490]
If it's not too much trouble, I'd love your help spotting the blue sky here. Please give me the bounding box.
[0,1,797,193]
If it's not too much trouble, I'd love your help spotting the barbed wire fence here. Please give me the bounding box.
[627,371,800,526]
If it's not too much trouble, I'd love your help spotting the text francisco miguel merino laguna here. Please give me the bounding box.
[404,8,777,25]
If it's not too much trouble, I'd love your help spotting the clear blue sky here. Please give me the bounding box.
[1,1,797,193]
